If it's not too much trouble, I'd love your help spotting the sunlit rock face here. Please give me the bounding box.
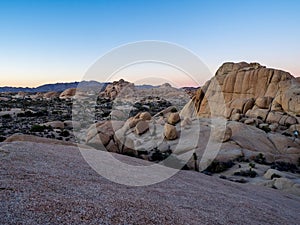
[181,62,300,122]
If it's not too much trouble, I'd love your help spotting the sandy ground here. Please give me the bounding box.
[0,141,299,225]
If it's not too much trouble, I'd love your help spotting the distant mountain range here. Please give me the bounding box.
[0,81,163,93]
[0,82,80,93]
[0,81,113,93]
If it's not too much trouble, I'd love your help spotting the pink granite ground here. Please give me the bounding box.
[0,141,299,225]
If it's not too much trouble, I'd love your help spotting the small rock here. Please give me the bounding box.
[106,140,119,153]
[269,123,279,132]
[273,178,294,190]
[231,113,241,121]
[87,132,111,148]
[135,121,149,135]
[244,118,255,125]
[139,112,152,121]
[43,121,64,129]
[264,169,285,180]
[211,126,232,142]
[181,117,192,127]
[168,112,180,125]
[64,120,81,129]
[164,124,178,140]
[128,118,142,128]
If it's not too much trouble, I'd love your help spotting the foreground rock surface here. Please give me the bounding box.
[0,141,300,225]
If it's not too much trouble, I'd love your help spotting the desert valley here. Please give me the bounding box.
[1,62,300,224]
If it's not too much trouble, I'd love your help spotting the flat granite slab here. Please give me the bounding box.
[0,141,299,225]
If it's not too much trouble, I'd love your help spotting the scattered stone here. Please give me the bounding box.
[181,117,192,127]
[231,113,241,121]
[263,169,286,180]
[211,126,232,142]
[244,118,256,125]
[139,112,152,121]
[167,112,180,125]
[135,121,149,135]
[43,121,64,129]
[164,124,177,140]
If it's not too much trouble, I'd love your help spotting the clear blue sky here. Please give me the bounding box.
[0,0,299,87]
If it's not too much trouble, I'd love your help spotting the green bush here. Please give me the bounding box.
[30,125,49,133]
[249,162,256,169]
[234,169,257,178]
[60,130,70,137]
[1,114,12,119]
[271,161,298,173]
[254,153,267,164]
[170,107,178,113]
[0,136,6,142]
[261,125,271,133]
[205,160,234,173]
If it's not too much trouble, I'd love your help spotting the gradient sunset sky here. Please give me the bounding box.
[0,0,299,87]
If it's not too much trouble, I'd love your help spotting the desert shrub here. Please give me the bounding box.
[60,130,70,137]
[254,153,267,164]
[236,156,250,163]
[122,149,137,157]
[24,111,34,117]
[219,175,227,179]
[170,107,178,113]
[229,178,248,183]
[17,113,25,117]
[234,169,257,178]
[34,111,47,117]
[249,162,256,169]
[261,125,271,133]
[234,178,248,183]
[149,149,164,161]
[1,114,11,119]
[271,161,298,173]
[204,160,234,173]
[271,174,281,179]
[30,125,51,133]
[282,132,292,137]
[285,123,292,128]
[0,136,6,142]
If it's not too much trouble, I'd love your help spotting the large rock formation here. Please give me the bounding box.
[44,91,60,99]
[181,62,300,126]
[99,79,134,99]
[59,88,77,99]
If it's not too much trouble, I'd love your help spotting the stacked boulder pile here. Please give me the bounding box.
[83,62,300,195]
[85,107,184,158]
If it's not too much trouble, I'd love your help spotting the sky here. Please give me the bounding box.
[0,0,299,87]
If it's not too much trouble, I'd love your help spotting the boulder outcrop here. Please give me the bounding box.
[181,62,300,128]
[44,91,60,99]
[99,79,134,99]
[59,88,77,99]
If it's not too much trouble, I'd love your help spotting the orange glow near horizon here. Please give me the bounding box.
[1,63,299,88]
